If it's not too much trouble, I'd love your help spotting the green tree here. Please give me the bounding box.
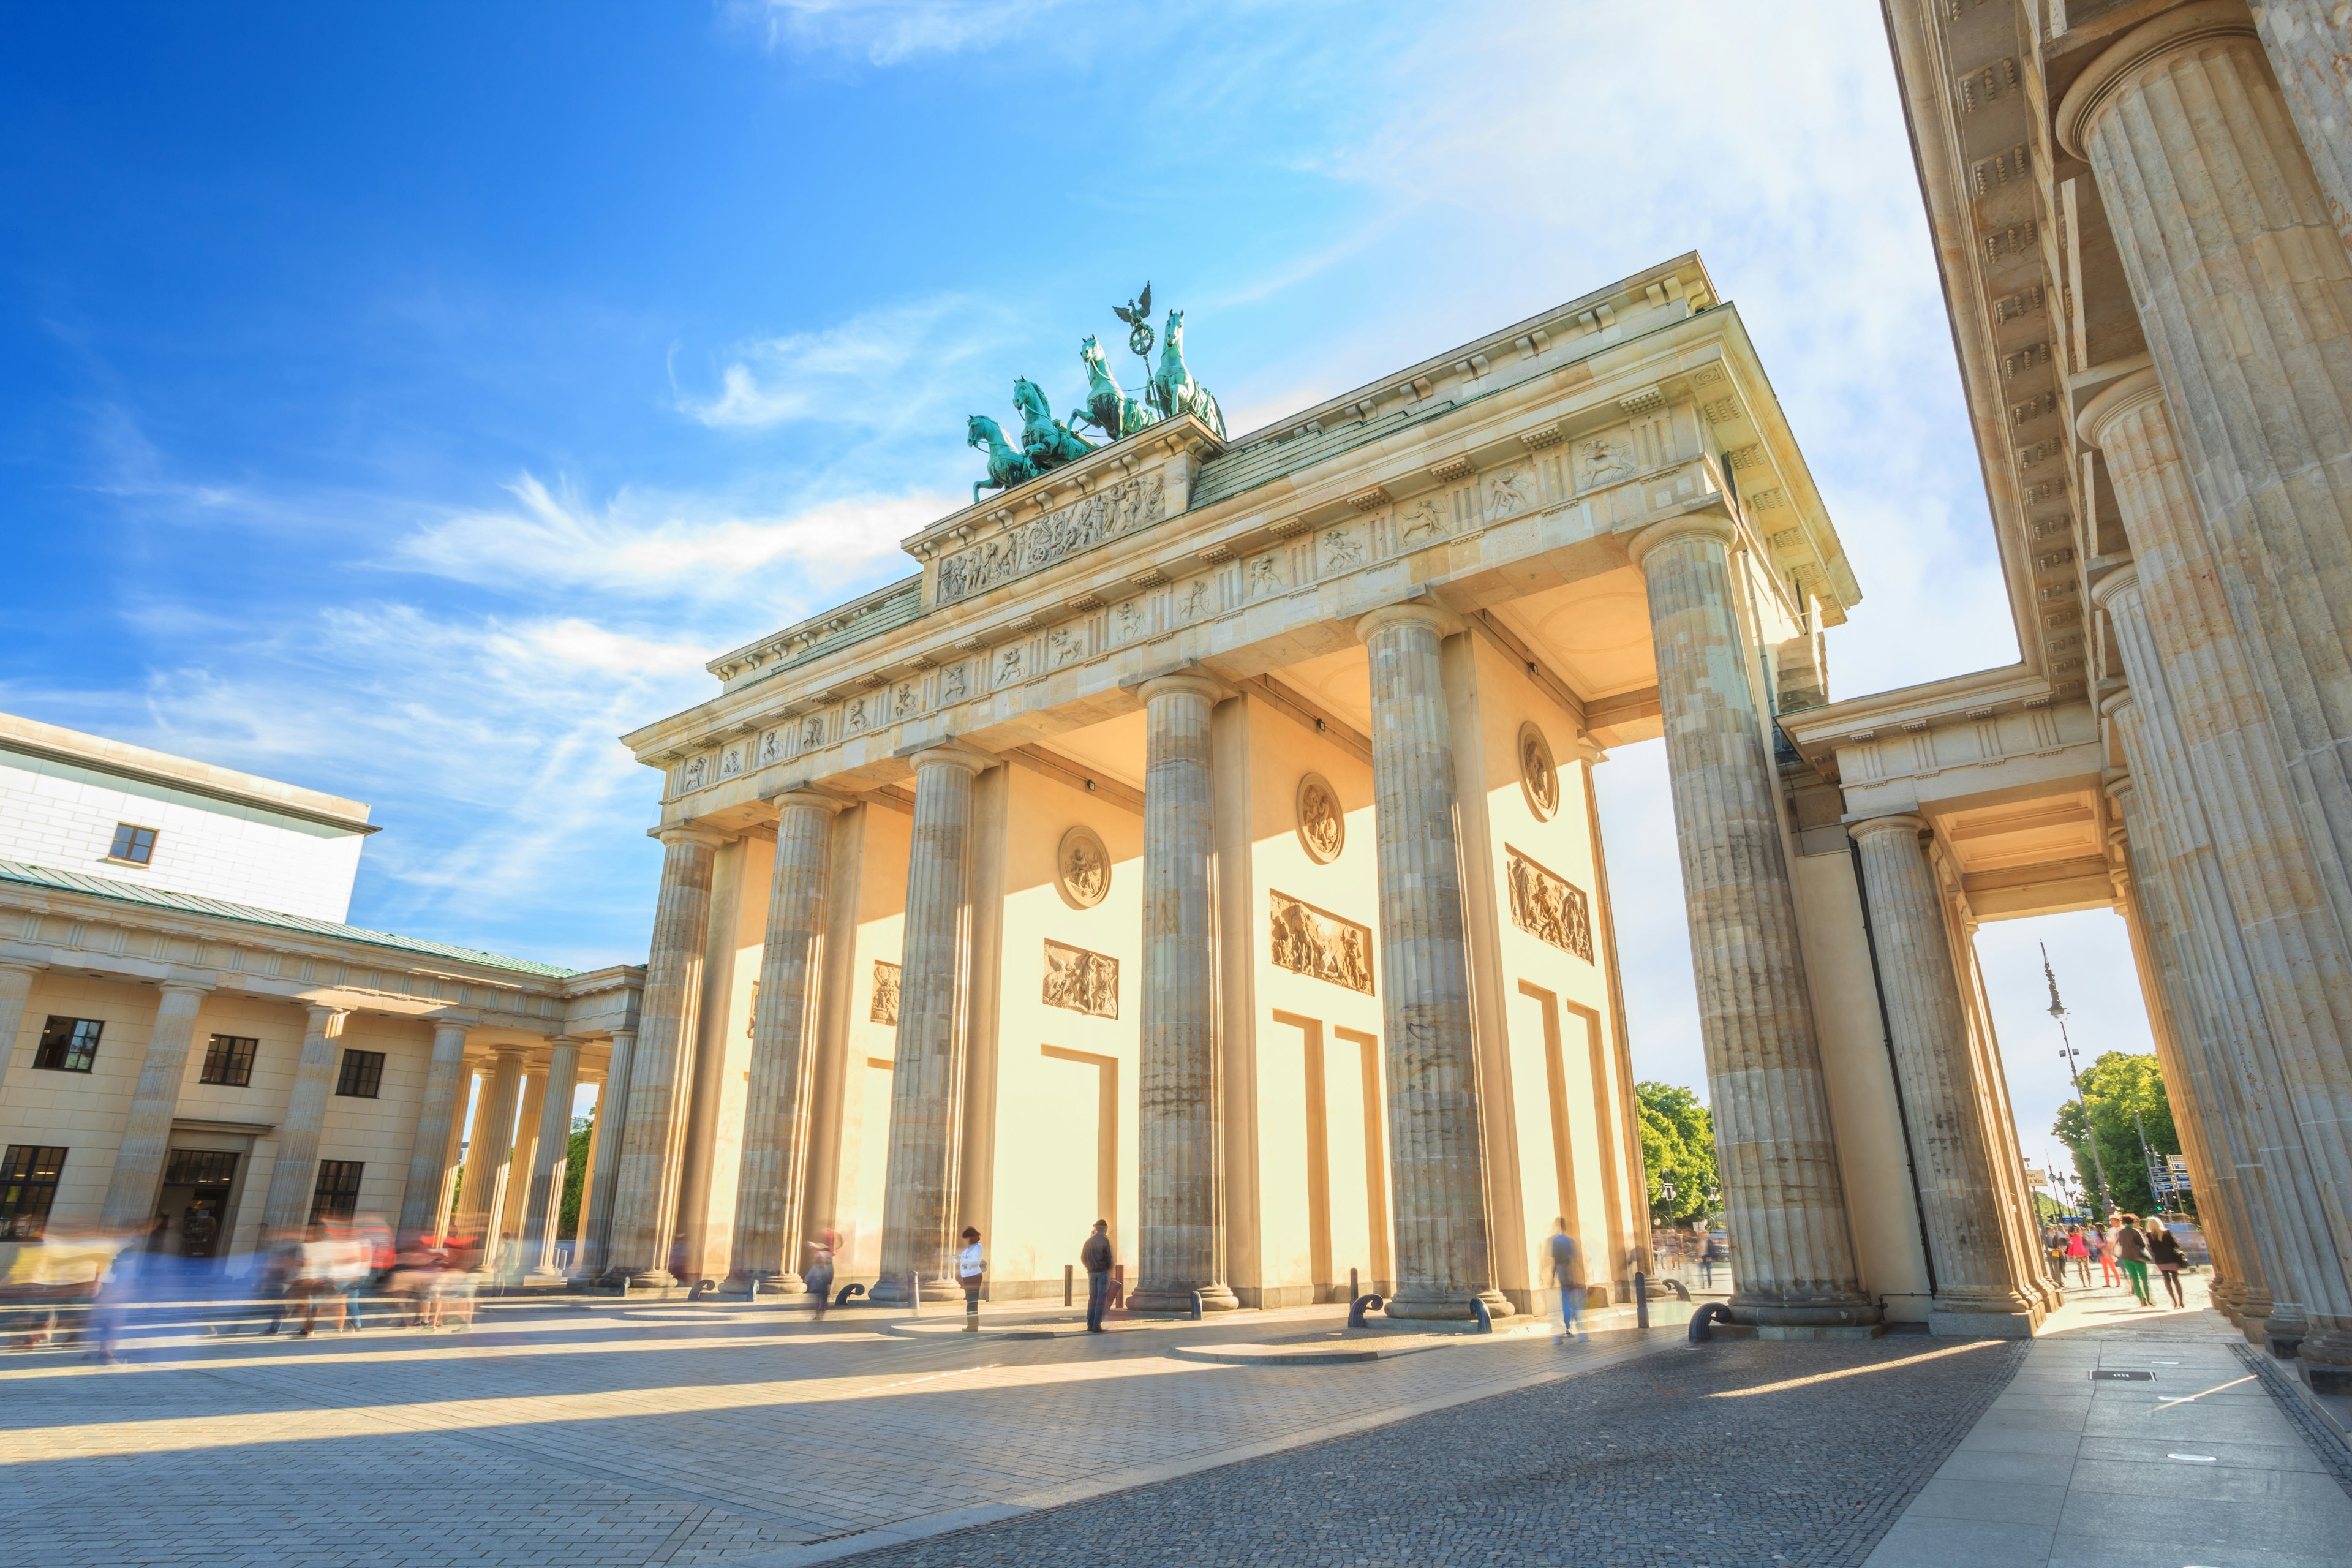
[557,1107,594,1240]
[1636,1081,1718,1223]
[2053,1050,2184,1217]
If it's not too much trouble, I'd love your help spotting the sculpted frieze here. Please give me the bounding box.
[871,960,900,1025]
[1506,845,1593,962]
[1043,938,1118,1018]
[935,470,1168,604]
[1270,890,1374,994]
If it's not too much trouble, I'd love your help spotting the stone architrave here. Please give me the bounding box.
[260,1006,352,1233]
[522,1035,584,1280]
[603,826,726,1287]
[2062,7,2352,1367]
[874,747,992,1303]
[453,1045,526,1251]
[726,790,846,1296]
[2077,374,2351,1363]
[1355,600,1509,1322]
[99,981,213,1228]
[1131,671,1238,1313]
[0,962,47,1105]
[1849,816,2039,1335]
[580,1028,636,1278]
[1629,511,1874,1331]
[398,1022,472,1238]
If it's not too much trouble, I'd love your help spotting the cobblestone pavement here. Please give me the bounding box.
[816,1333,2029,1568]
[0,1297,1682,1567]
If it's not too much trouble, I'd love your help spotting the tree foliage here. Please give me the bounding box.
[2052,1050,2184,1217]
[557,1107,594,1240]
[1637,1080,1718,1223]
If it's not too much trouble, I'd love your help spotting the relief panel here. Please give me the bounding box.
[1269,891,1374,994]
[1043,938,1118,1019]
[1505,845,1593,962]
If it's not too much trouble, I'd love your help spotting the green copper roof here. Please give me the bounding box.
[0,859,576,978]
[1190,401,1453,510]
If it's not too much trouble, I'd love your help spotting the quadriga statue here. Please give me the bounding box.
[1149,308,1224,439]
[1069,334,1159,440]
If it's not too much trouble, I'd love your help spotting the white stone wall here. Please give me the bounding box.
[0,752,366,922]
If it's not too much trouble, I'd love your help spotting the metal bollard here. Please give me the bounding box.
[1065,1264,1074,1308]
[1349,1267,1359,1305]
[1188,1290,1204,1321]
[1635,1270,1649,1331]
[1348,1293,1383,1327]
[834,1283,865,1306]
[908,1271,921,1316]
[1471,1296,1493,1333]
[1689,1302,1735,1342]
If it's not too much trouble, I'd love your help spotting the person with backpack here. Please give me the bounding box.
[1547,1218,1586,1344]
[1080,1221,1115,1333]
[2113,1215,2154,1306]
[2146,1218,2188,1308]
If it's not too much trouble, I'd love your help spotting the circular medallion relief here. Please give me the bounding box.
[1295,772,1346,864]
[1518,722,1560,821]
[1056,824,1112,909]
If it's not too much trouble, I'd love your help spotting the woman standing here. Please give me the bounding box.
[2089,1222,2116,1288]
[2146,1219,2188,1309]
[2064,1225,2090,1288]
[957,1226,985,1332]
[2113,1215,2154,1306]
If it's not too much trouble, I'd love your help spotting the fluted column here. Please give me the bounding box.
[2079,377,2351,1362]
[726,790,846,1295]
[2249,0,2352,254]
[1131,672,1238,1313]
[580,1028,635,1278]
[874,747,991,1304]
[1355,601,1507,1321]
[453,1044,524,1248]
[1631,511,1872,1329]
[260,1006,351,1233]
[0,962,45,1104]
[430,1061,473,1245]
[1851,818,2040,1332]
[398,1022,472,1238]
[573,1076,605,1261]
[603,826,725,1287]
[522,1036,583,1280]
[498,1072,546,1270]
[99,981,213,1228]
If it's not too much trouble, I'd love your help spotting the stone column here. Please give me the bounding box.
[1355,601,1507,1322]
[397,1022,472,1238]
[522,1036,583,1280]
[603,826,725,1287]
[2078,375,2352,1363]
[452,1044,525,1251]
[874,747,990,1305]
[1131,672,1238,1313]
[726,790,845,1296]
[1630,511,1874,1330]
[0,961,45,1104]
[2249,0,2352,254]
[99,981,213,1228]
[498,1072,547,1270]
[581,1029,635,1279]
[572,1076,605,1262]
[260,1006,351,1233]
[431,1063,473,1246]
[1850,818,2041,1333]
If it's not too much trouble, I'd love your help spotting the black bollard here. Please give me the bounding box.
[1348,1293,1384,1327]
[1635,1270,1649,1331]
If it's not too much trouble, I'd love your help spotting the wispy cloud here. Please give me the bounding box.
[676,293,1008,432]
[722,0,1077,67]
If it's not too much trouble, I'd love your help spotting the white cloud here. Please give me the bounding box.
[725,0,1079,65]
[677,294,1011,435]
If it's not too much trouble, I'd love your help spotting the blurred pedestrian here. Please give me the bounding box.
[1081,1221,1114,1333]
[957,1227,985,1332]
[2065,1224,2090,1288]
[2087,1223,2114,1287]
[256,1232,301,1334]
[2113,1214,2154,1306]
[295,1225,346,1335]
[1548,1218,1586,1344]
[2147,1218,2188,1308]
[805,1232,835,1322]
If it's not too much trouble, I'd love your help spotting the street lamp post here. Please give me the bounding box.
[2045,943,2113,1215]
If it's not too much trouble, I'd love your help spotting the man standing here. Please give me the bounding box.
[1080,1220,1114,1333]
[1548,1218,1586,1344]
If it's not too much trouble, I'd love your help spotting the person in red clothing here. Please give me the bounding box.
[2064,1224,2090,1288]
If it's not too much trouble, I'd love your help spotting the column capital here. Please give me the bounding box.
[0,957,46,976]
[156,977,215,998]
[1354,595,1463,644]
[1135,668,1232,707]
[305,1004,350,1034]
[906,742,995,777]
[2076,364,2168,451]
[1576,737,1608,767]
[765,786,849,818]
[2056,1,2258,159]
[649,823,729,850]
[1625,508,1738,570]
[1848,813,1929,844]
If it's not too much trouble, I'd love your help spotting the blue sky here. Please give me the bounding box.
[0,1,2157,1167]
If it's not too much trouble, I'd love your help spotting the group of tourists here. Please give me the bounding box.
[2045,1213,2191,1309]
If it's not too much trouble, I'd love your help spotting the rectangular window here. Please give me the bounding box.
[0,1145,67,1240]
[334,1049,385,1099]
[33,1016,102,1073]
[162,1148,238,1186]
[108,823,159,865]
[310,1159,363,1223]
[200,1034,258,1087]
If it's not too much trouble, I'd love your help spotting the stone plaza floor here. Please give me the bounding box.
[1,1275,2345,1567]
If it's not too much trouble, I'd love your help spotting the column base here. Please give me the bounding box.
[1928,1306,2040,1339]
[1127,1283,1242,1314]
[1729,1294,1882,1331]
[868,1274,956,1305]
[2296,1321,2352,1376]
[720,1270,807,1298]
[1381,1286,1514,1322]
[609,1267,678,1292]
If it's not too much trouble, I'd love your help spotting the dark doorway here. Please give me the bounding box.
[157,1148,240,1261]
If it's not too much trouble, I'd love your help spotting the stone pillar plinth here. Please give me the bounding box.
[1131,671,1238,1314]
[453,1044,525,1253]
[522,1036,583,1280]
[398,1022,472,1239]
[581,1029,635,1278]
[726,790,846,1296]
[603,826,725,1288]
[0,962,45,1104]
[1630,512,1874,1330]
[1355,600,1507,1322]
[873,747,990,1305]
[99,981,211,1229]
[260,1006,351,1234]
[1850,818,2040,1335]
[2078,374,2351,1362]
